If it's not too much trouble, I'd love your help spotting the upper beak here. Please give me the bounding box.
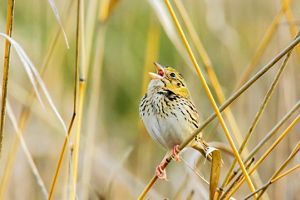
[148,62,164,79]
[154,62,164,71]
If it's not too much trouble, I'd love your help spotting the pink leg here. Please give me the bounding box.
[172,145,181,161]
[155,161,168,180]
[155,145,181,180]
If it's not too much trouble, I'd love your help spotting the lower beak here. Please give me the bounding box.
[149,72,163,79]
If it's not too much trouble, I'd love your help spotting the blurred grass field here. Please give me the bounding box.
[0,0,300,199]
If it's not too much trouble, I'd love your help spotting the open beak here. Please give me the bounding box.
[148,62,164,79]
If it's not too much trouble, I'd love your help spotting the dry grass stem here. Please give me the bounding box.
[164,0,256,195]
[245,146,300,200]
[222,46,293,188]
[47,0,81,197]
[224,113,300,198]
[0,0,15,154]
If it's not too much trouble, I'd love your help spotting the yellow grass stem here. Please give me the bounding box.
[227,100,300,187]
[224,113,300,198]
[48,115,76,200]
[236,10,283,88]
[0,0,15,154]
[138,176,158,200]
[164,0,256,195]
[99,0,120,23]
[173,0,244,147]
[244,162,300,200]
[136,16,160,179]
[222,47,292,188]
[271,164,300,183]
[245,144,300,200]
[69,0,83,199]
[173,1,266,194]
[70,80,86,200]
[81,22,106,200]
[237,0,295,88]
[281,0,300,57]
[136,17,161,200]
[48,0,81,198]
[141,19,160,95]
[256,140,300,198]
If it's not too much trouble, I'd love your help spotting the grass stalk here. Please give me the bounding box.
[255,141,300,199]
[270,164,300,183]
[245,163,300,200]
[173,0,246,149]
[136,15,160,179]
[141,18,160,95]
[282,0,300,48]
[165,0,257,195]
[236,8,284,88]
[70,0,86,198]
[0,0,15,154]
[6,104,48,199]
[219,158,256,200]
[48,114,77,200]
[48,0,81,198]
[246,142,300,200]
[139,28,300,199]
[221,47,293,188]
[228,99,300,184]
[223,113,300,198]
[173,1,267,194]
[70,80,86,200]
[80,16,105,200]
[69,0,83,198]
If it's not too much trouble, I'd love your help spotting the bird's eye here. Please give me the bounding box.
[170,73,176,78]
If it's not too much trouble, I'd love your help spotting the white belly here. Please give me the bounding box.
[142,109,192,150]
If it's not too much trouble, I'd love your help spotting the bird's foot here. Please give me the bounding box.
[155,161,168,180]
[171,145,181,161]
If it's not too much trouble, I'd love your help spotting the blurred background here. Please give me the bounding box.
[0,0,300,199]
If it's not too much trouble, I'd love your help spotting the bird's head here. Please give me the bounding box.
[148,62,190,98]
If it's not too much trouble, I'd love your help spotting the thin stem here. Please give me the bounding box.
[48,114,76,200]
[80,21,106,200]
[70,80,86,200]
[271,163,300,183]
[164,0,256,195]
[173,0,248,153]
[222,46,293,188]
[223,113,300,198]
[236,6,285,88]
[0,0,15,154]
[245,161,300,199]
[245,145,300,199]
[70,0,85,198]
[220,158,256,200]
[47,0,81,198]
[228,99,300,185]
[255,141,300,199]
[138,176,158,200]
